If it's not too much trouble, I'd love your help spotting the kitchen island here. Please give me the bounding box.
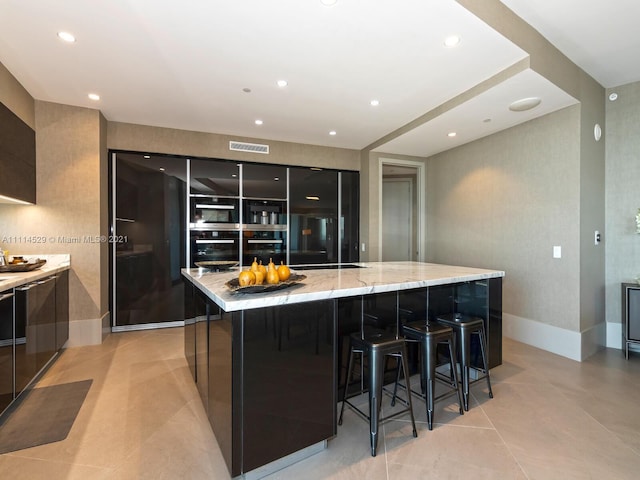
[182,261,504,478]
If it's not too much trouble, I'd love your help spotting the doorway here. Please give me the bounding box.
[379,159,425,262]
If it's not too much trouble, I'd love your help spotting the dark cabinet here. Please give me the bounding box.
[0,290,14,415]
[55,270,69,350]
[621,283,640,359]
[0,101,36,204]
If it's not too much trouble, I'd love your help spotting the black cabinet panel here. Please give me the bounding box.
[55,271,69,350]
[0,102,36,203]
[240,301,335,473]
[0,291,13,414]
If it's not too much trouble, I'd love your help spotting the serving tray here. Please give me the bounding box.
[225,273,306,294]
[0,259,47,272]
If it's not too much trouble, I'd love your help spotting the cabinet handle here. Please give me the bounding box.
[247,239,283,244]
[195,204,235,210]
[195,239,235,244]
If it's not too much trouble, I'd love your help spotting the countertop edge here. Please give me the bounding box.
[0,263,71,291]
[182,262,505,312]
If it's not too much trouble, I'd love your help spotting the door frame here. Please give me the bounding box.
[378,157,426,262]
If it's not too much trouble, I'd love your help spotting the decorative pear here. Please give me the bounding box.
[250,257,259,272]
[268,257,275,271]
[254,269,265,285]
[238,270,256,286]
[266,265,280,285]
[277,261,291,281]
[258,260,267,276]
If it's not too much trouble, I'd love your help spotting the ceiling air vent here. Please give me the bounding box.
[229,141,269,154]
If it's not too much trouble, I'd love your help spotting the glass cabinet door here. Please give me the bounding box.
[289,168,338,265]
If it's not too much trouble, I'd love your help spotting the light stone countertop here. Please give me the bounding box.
[0,254,71,291]
[182,261,505,312]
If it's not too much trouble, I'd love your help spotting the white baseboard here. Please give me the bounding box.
[503,314,606,361]
[68,312,109,347]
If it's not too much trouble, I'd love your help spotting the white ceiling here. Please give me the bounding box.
[0,1,637,158]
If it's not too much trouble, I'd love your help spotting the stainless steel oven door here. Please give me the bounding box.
[191,230,239,266]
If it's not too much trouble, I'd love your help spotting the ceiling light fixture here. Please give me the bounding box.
[306,196,320,201]
[609,92,618,101]
[370,99,380,106]
[143,155,150,159]
[274,177,279,181]
[509,97,542,112]
[255,119,263,125]
[57,31,76,43]
[444,35,460,47]
[447,132,457,137]
[329,130,337,136]
[88,93,100,101]
[310,167,323,171]
[320,0,338,6]
[277,80,288,88]
[159,168,165,172]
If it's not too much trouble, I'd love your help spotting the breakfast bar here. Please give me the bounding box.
[182,261,504,478]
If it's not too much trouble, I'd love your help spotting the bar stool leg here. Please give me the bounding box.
[447,338,464,415]
[400,343,418,438]
[422,336,436,430]
[368,348,384,456]
[477,328,493,398]
[460,328,471,411]
[338,346,357,426]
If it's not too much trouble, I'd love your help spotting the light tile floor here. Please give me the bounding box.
[1,327,639,479]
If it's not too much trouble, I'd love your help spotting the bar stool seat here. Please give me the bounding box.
[435,313,493,411]
[338,330,418,456]
[401,321,464,430]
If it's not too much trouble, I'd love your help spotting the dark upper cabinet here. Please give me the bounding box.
[242,163,287,199]
[0,102,36,204]
[191,159,239,197]
[340,171,360,263]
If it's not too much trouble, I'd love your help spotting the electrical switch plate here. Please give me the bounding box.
[553,246,562,258]
[594,230,601,245]
[361,242,366,252]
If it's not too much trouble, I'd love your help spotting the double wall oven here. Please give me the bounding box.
[190,195,240,266]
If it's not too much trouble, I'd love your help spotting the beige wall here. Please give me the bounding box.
[0,99,108,346]
[107,122,360,171]
[427,106,581,330]
[605,81,640,332]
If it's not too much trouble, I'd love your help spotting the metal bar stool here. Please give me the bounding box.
[435,313,493,411]
[400,321,464,430]
[338,330,418,456]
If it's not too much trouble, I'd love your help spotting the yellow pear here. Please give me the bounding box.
[238,270,256,286]
[250,257,259,272]
[254,269,265,285]
[266,266,280,285]
[277,261,291,281]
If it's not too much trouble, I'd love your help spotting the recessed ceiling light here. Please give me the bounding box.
[509,97,542,112]
[277,80,288,88]
[231,174,237,178]
[329,130,337,136]
[310,167,323,171]
[609,92,618,101]
[370,99,380,106]
[57,31,76,43]
[320,0,337,6]
[274,177,279,181]
[159,168,165,172]
[88,93,100,101]
[255,119,263,125]
[444,35,460,47]
[143,155,150,159]
[306,196,320,201]
[447,132,457,137]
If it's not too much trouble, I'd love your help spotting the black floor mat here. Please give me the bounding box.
[0,379,93,454]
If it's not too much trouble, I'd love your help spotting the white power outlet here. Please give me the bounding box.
[553,246,562,258]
